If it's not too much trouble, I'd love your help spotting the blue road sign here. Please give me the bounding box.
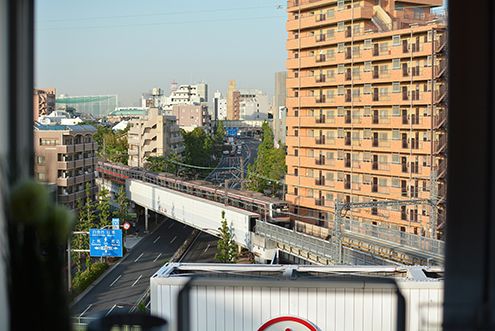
[112,218,120,230]
[226,127,238,136]
[89,229,123,257]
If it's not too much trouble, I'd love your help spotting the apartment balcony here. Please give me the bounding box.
[74,174,85,185]
[315,54,326,63]
[315,115,325,124]
[315,157,325,165]
[84,173,94,182]
[434,135,448,153]
[436,159,448,178]
[315,136,326,145]
[56,145,75,154]
[315,197,325,206]
[436,33,448,53]
[315,178,325,186]
[435,86,448,103]
[74,143,85,153]
[56,177,74,187]
[315,74,326,83]
[84,142,95,151]
[75,159,84,168]
[287,4,373,30]
[84,157,96,166]
[315,95,326,104]
[57,161,75,170]
[436,60,448,79]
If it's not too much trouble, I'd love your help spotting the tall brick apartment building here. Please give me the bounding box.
[285,0,447,237]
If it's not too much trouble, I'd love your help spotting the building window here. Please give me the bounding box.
[337,0,344,10]
[327,29,335,39]
[337,86,345,95]
[37,172,46,181]
[364,61,372,72]
[392,82,401,93]
[337,22,345,32]
[392,58,400,69]
[364,39,372,49]
[392,130,400,140]
[36,155,45,165]
[392,35,401,46]
[39,138,57,146]
[392,105,401,116]
[364,84,372,94]
[338,64,345,74]
[338,43,345,53]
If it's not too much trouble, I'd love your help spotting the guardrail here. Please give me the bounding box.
[254,221,338,262]
[341,218,445,258]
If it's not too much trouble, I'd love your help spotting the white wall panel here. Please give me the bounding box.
[128,180,257,248]
[152,279,443,331]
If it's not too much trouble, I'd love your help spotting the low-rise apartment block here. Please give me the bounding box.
[285,0,447,238]
[170,104,210,131]
[34,123,98,209]
[128,108,184,167]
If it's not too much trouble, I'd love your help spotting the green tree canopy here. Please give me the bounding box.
[94,124,129,165]
[246,122,286,195]
[96,187,111,227]
[215,211,238,263]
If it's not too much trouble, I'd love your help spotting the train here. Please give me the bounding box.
[96,161,291,224]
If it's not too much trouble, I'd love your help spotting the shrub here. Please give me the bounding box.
[71,262,109,299]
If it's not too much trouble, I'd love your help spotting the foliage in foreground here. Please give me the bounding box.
[71,262,109,299]
[215,211,238,263]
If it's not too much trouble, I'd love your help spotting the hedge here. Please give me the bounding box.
[71,262,109,299]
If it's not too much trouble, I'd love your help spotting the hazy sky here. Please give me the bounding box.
[35,0,287,106]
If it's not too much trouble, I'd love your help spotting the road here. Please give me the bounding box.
[181,232,218,263]
[71,219,192,319]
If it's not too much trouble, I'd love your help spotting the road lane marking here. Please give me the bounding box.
[168,223,174,229]
[134,253,144,262]
[153,236,161,244]
[79,304,93,317]
[153,253,162,262]
[131,275,142,287]
[170,236,177,244]
[109,275,122,287]
[105,304,117,316]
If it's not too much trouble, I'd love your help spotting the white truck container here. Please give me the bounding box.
[127,179,259,249]
[151,264,443,331]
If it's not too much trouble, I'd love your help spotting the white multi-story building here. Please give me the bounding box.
[238,89,270,120]
[212,90,227,121]
[141,83,208,111]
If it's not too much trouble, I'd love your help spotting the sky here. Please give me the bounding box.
[35,0,288,106]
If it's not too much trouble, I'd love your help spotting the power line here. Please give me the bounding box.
[40,4,285,23]
[37,15,286,31]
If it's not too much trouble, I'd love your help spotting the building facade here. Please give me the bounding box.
[212,90,228,121]
[170,104,210,131]
[34,123,98,210]
[238,89,270,120]
[273,71,288,147]
[128,108,184,167]
[33,88,56,122]
[107,107,148,123]
[227,80,240,120]
[285,0,447,237]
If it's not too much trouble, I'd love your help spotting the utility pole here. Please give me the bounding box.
[240,156,244,190]
[67,239,71,292]
[429,170,438,239]
[334,203,344,264]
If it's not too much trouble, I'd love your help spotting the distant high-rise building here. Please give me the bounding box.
[273,72,287,147]
[285,0,447,237]
[212,90,227,121]
[238,89,270,120]
[33,88,56,121]
[128,108,184,167]
[34,123,97,210]
[227,80,239,120]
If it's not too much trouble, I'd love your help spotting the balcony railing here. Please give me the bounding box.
[315,157,325,165]
[434,135,447,153]
[315,178,325,186]
[315,198,325,206]
[315,95,326,103]
[315,54,326,63]
[316,34,326,42]
[315,115,325,124]
[315,136,326,145]
[315,74,326,83]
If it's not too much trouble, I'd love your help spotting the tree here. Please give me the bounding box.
[80,183,96,268]
[145,153,182,174]
[96,187,111,227]
[94,124,129,165]
[115,186,129,224]
[215,211,238,263]
[246,122,287,195]
[181,127,216,177]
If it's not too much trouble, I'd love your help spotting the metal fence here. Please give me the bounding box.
[341,218,445,259]
[255,221,338,261]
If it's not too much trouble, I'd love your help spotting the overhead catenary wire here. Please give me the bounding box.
[37,15,286,31]
[40,4,286,23]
